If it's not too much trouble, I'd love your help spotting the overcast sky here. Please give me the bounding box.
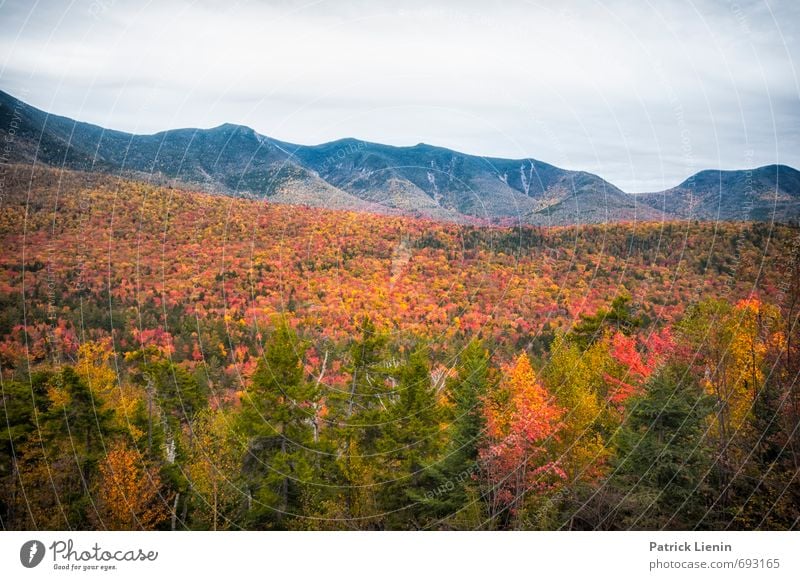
[1,0,798,191]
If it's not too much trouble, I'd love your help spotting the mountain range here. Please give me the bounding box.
[2,89,798,224]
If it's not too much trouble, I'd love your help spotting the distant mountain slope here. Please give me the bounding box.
[279,139,665,223]
[1,89,796,224]
[637,165,800,222]
[0,90,380,212]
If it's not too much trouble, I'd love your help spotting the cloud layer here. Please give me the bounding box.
[1,0,798,191]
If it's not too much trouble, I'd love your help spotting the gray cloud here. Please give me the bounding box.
[1,0,797,192]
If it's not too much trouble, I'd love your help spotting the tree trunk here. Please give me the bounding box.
[213,480,218,531]
[171,492,180,531]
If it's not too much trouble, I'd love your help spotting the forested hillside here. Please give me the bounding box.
[1,166,798,530]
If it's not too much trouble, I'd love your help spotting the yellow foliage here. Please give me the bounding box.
[544,334,609,482]
[76,340,116,395]
[185,409,239,530]
[46,382,70,409]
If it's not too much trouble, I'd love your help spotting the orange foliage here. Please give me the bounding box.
[481,353,565,513]
[95,442,171,530]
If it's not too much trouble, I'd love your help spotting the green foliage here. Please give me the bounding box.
[376,346,444,529]
[606,363,714,529]
[424,339,491,524]
[570,292,642,349]
[327,316,392,526]
[239,319,320,529]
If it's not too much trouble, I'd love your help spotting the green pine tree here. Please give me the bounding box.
[377,346,445,529]
[239,319,319,529]
[607,363,714,529]
[423,339,490,526]
[571,292,642,349]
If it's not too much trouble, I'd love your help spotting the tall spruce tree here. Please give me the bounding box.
[424,339,490,524]
[240,320,319,529]
[333,316,391,527]
[607,363,713,529]
[377,346,444,529]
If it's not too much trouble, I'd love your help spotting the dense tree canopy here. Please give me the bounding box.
[1,168,798,530]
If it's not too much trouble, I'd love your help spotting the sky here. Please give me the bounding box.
[0,0,798,192]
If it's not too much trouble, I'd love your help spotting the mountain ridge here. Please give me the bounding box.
[2,89,797,224]
[635,164,800,222]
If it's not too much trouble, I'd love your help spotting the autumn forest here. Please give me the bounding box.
[1,166,799,531]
